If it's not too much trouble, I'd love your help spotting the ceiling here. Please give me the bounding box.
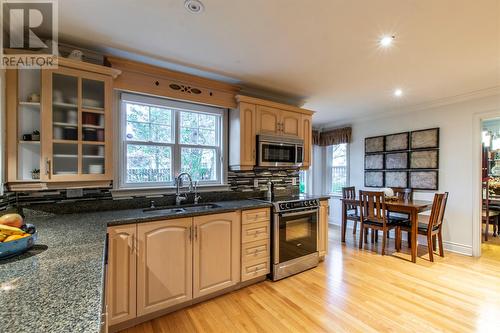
[58,0,500,127]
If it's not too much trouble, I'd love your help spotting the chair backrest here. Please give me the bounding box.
[392,188,413,202]
[342,186,357,211]
[359,190,387,225]
[482,181,490,219]
[427,192,449,234]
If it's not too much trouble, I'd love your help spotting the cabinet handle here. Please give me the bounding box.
[194,226,198,240]
[128,235,133,254]
[189,226,192,242]
[45,158,51,177]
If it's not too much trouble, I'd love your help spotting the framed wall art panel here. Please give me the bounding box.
[410,128,439,149]
[385,171,408,188]
[365,171,384,188]
[365,154,384,170]
[410,150,439,169]
[385,152,408,170]
[365,136,385,153]
[385,132,409,151]
[409,171,438,190]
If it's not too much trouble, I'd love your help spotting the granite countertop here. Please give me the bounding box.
[0,200,272,333]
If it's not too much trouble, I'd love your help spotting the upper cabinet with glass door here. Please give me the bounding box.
[6,58,120,190]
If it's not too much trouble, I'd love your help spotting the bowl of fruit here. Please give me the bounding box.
[0,213,37,260]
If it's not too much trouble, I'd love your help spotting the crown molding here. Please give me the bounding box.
[316,86,500,130]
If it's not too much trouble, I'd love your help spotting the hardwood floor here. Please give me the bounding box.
[123,225,500,333]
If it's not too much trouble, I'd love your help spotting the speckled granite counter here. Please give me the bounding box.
[0,200,271,333]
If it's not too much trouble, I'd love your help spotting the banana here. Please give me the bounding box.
[0,232,7,242]
[0,224,25,236]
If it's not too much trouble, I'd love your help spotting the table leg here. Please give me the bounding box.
[342,202,347,243]
[411,208,418,263]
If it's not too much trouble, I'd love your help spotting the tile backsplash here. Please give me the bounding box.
[0,168,300,215]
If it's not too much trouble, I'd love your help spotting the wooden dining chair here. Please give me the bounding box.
[389,188,414,242]
[342,187,360,235]
[358,190,399,255]
[482,181,499,241]
[396,192,449,262]
[392,188,414,202]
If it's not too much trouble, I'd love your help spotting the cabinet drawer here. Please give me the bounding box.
[242,221,269,243]
[242,239,269,263]
[242,208,270,225]
[241,259,269,282]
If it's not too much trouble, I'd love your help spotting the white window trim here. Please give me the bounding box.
[117,92,228,190]
[327,143,350,197]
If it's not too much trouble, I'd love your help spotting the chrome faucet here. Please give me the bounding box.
[175,172,193,206]
[194,181,201,205]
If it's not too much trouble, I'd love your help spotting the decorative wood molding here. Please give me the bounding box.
[236,95,314,115]
[106,56,240,109]
[58,57,121,78]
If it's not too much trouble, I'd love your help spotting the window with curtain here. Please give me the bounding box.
[120,93,225,188]
[330,143,348,194]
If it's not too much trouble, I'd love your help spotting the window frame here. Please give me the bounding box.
[327,143,349,196]
[118,93,226,189]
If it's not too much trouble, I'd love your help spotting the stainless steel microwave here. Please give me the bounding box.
[257,135,304,167]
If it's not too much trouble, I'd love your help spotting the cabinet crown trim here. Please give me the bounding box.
[58,57,121,78]
[236,95,315,115]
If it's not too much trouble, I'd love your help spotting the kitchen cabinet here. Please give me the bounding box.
[301,114,313,168]
[318,200,330,260]
[5,58,120,190]
[193,212,241,297]
[256,105,281,136]
[229,95,314,170]
[256,106,302,138]
[229,102,256,170]
[241,208,270,282]
[107,210,248,330]
[137,218,192,316]
[107,224,137,326]
[281,110,302,137]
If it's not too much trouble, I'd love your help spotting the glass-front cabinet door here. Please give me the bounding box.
[42,67,112,181]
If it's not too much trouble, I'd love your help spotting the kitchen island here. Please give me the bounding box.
[0,200,271,333]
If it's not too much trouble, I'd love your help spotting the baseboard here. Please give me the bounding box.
[443,241,473,256]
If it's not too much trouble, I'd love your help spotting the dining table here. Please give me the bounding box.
[340,198,433,263]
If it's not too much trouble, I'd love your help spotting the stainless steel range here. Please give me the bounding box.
[258,195,320,281]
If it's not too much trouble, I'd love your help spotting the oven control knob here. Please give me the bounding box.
[286,203,291,209]
[304,201,309,207]
[279,203,286,210]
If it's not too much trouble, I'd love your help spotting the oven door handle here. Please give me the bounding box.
[279,209,318,218]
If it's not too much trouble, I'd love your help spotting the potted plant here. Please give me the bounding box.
[31,168,40,180]
[32,130,40,141]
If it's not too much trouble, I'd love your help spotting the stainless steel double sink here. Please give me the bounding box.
[143,203,221,215]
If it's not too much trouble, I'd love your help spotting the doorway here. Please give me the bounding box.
[480,118,500,256]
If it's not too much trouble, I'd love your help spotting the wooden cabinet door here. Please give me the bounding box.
[256,105,280,135]
[281,110,302,138]
[318,200,329,260]
[240,102,256,166]
[301,114,312,168]
[107,224,137,326]
[193,212,240,298]
[137,218,193,316]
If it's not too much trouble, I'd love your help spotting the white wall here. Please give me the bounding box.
[342,94,500,255]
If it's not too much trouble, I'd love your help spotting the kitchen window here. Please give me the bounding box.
[119,93,225,188]
[329,143,349,195]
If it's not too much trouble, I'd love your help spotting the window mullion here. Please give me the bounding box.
[173,110,181,178]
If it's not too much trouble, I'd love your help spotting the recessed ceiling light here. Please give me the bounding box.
[380,35,395,47]
[394,89,403,97]
[185,0,204,14]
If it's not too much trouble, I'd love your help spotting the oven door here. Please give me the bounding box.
[274,209,318,264]
[258,141,297,167]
